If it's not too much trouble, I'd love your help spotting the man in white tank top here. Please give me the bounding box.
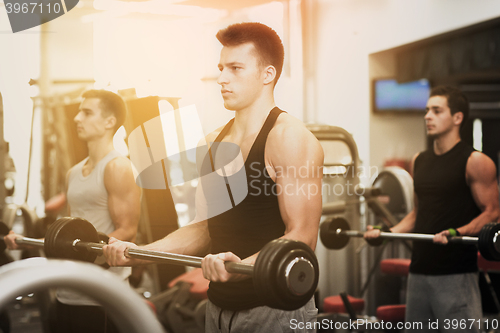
[5,89,141,333]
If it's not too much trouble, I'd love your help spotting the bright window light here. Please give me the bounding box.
[473,119,482,152]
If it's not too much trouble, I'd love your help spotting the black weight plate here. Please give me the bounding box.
[46,217,99,262]
[272,241,318,310]
[275,246,318,308]
[46,219,63,258]
[45,217,70,258]
[0,221,10,236]
[253,239,277,308]
[45,218,69,258]
[54,217,99,262]
[0,221,11,253]
[254,239,318,310]
[98,232,110,244]
[372,170,409,216]
[320,217,350,249]
[478,223,500,261]
[254,239,289,309]
[43,218,64,258]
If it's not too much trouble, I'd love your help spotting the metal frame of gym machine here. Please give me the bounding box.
[306,124,362,307]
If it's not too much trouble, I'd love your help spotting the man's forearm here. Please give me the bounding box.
[457,208,500,236]
[390,210,417,233]
[108,227,136,242]
[142,221,211,257]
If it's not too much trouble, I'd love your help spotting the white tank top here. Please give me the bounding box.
[58,150,132,306]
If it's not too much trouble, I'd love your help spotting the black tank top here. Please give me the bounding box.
[205,107,286,311]
[410,141,481,275]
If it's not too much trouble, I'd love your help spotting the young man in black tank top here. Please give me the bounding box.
[103,23,323,332]
[366,86,499,332]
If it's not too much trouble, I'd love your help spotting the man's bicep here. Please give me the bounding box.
[276,168,322,250]
[274,132,323,248]
[278,174,322,224]
[105,159,141,227]
[468,153,499,211]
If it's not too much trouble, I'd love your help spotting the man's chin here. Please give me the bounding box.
[426,131,439,139]
[223,102,237,111]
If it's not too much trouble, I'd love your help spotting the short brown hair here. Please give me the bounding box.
[82,90,126,132]
[430,85,469,129]
[216,22,285,85]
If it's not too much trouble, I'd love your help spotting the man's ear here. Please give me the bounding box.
[453,111,464,127]
[263,65,276,85]
[105,116,117,130]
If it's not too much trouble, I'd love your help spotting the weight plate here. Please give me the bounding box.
[372,167,414,216]
[253,239,277,308]
[44,218,69,259]
[45,217,99,262]
[478,223,500,261]
[275,248,317,300]
[43,218,67,258]
[319,217,350,250]
[254,239,319,310]
[98,232,110,244]
[0,221,11,253]
[47,218,71,258]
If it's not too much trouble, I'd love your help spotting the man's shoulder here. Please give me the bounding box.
[271,113,314,140]
[467,151,495,169]
[103,156,138,190]
[104,155,132,173]
[465,151,498,184]
[268,113,323,161]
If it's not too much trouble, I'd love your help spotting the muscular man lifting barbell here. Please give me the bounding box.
[102,23,323,333]
[364,86,500,333]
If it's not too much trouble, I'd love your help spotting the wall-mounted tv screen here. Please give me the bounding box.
[373,78,430,113]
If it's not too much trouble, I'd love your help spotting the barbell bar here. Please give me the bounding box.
[3,217,319,310]
[320,217,500,261]
[2,225,110,254]
[4,221,247,270]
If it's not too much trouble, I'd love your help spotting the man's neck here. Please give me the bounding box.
[232,93,276,138]
[86,135,114,167]
[433,131,461,155]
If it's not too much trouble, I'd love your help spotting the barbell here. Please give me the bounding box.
[2,217,319,311]
[320,217,500,261]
